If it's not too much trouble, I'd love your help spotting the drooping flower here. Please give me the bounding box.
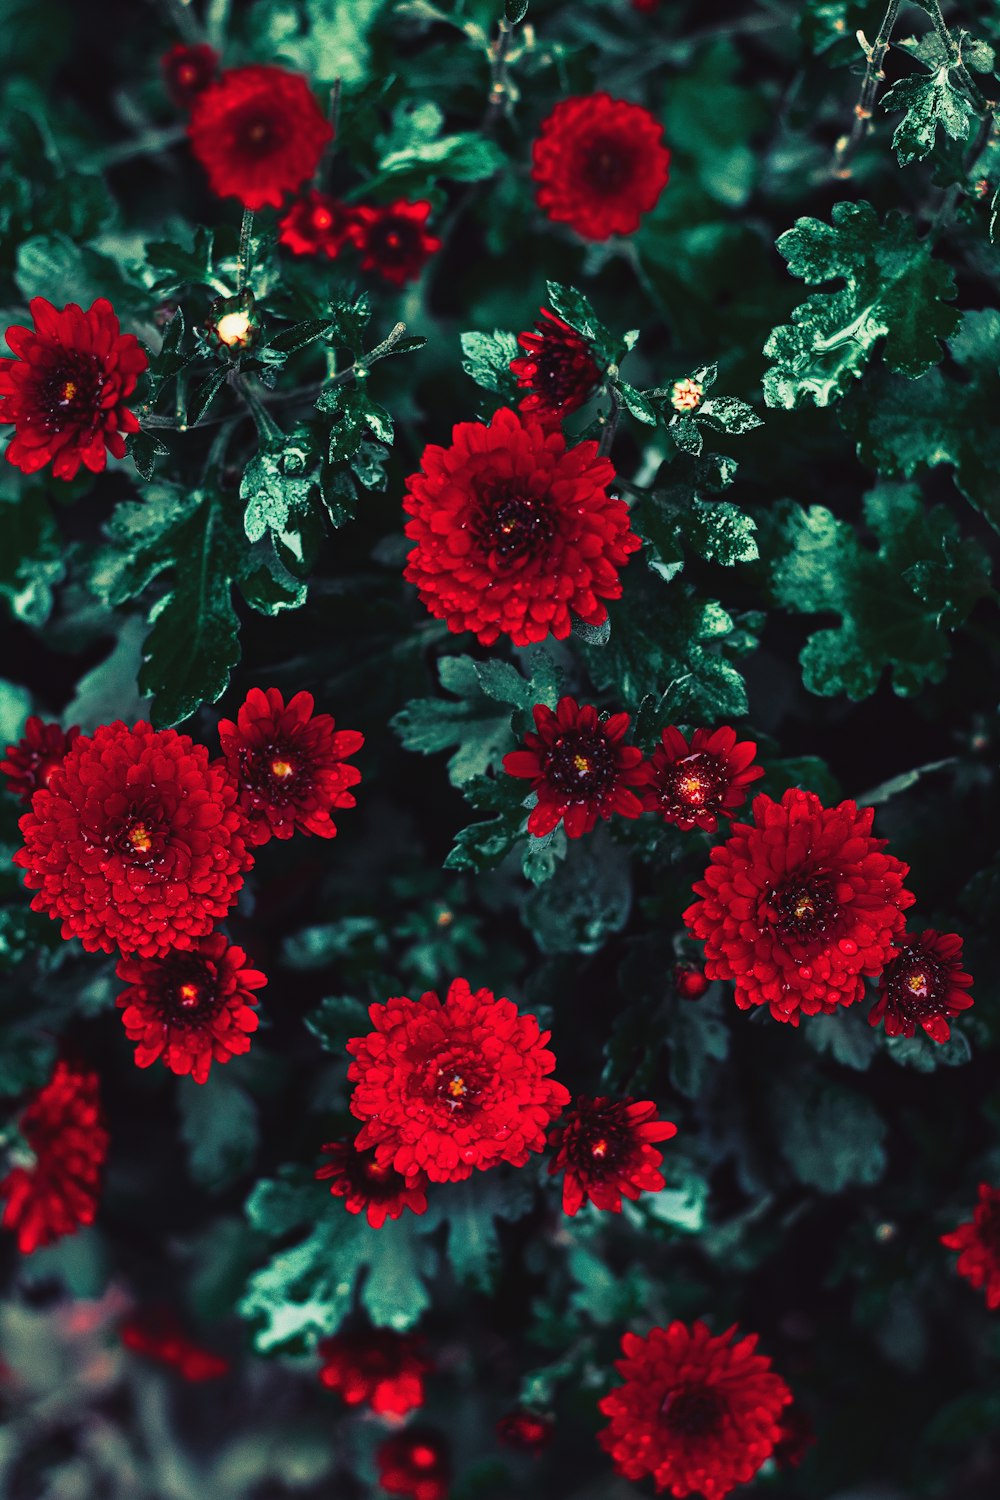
[403,407,640,647]
[868,929,973,1044]
[510,308,602,426]
[673,964,710,1000]
[217,687,363,847]
[531,93,670,240]
[548,1096,676,1216]
[0,1061,108,1254]
[684,788,915,1024]
[376,1429,451,1500]
[121,1308,230,1380]
[942,1183,1000,1309]
[347,977,570,1184]
[14,720,252,959]
[503,697,647,839]
[598,1321,792,1500]
[1,716,79,803]
[315,1141,429,1229]
[278,190,362,258]
[187,65,333,210]
[318,1329,431,1416]
[0,298,147,481]
[115,934,266,1085]
[161,43,219,107]
[642,725,763,833]
[354,200,441,285]
[495,1409,554,1454]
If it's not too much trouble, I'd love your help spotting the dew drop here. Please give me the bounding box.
[839,938,858,955]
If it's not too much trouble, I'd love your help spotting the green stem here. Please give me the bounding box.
[598,383,622,458]
[236,375,285,447]
[83,123,187,170]
[832,0,901,178]
[919,0,991,111]
[236,208,255,291]
[483,17,515,133]
[325,321,409,389]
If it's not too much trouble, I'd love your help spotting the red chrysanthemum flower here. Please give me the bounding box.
[278,190,362,258]
[548,1096,677,1216]
[354,200,441,286]
[496,1408,554,1454]
[121,1308,229,1380]
[318,1330,431,1416]
[598,1322,792,1500]
[510,308,602,426]
[347,977,570,1184]
[403,407,641,647]
[315,1140,429,1229]
[0,297,147,481]
[114,933,265,1085]
[14,720,252,959]
[1,716,80,803]
[187,65,333,210]
[642,726,763,833]
[161,43,219,107]
[684,789,915,1025]
[868,929,973,1044]
[217,687,363,847]
[0,1061,108,1254]
[942,1183,1000,1309]
[531,93,670,240]
[772,1403,816,1470]
[503,696,646,839]
[673,964,710,1000]
[631,0,661,11]
[376,1430,450,1500]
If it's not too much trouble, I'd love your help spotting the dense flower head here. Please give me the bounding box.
[187,65,333,210]
[941,1183,1000,1309]
[161,43,219,107]
[355,200,441,285]
[0,1061,108,1254]
[548,1096,677,1215]
[673,964,710,1001]
[376,1429,450,1500]
[684,788,915,1024]
[318,1329,431,1415]
[315,1140,429,1229]
[510,308,602,426]
[496,1409,554,1454]
[1,717,80,803]
[14,720,253,958]
[531,93,670,240]
[504,697,647,838]
[1,297,147,481]
[598,1321,792,1500]
[347,977,570,1184]
[403,407,640,647]
[115,933,266,1085]
[121,1308,229,1380]
[642,725,763,833]
[869,929,973,1044]
[217,687,363,847]
[278,190,362,258]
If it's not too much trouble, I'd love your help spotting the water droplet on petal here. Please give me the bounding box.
[839,938,858,955]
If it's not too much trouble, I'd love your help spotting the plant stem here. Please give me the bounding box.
[326,321,409,389]
[236,208,255,290]
[235,374,284,446]
[919,0,991,112]
[155,0,204,44]
[831,0,901,178]
[483,17,515,134]
[84,124,187,170]
[598,384,622,458]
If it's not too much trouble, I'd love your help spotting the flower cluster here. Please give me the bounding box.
[377,1430,450,1500]
[318,1330,431,1416]
[280,194,442,285]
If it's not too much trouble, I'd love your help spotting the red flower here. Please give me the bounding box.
[217,687,363,847]
[673,964,710,1000]
[548,1096,677,1216]
[278,191,362,258]
[504,696,647,839]
[318,1329,430,1416]
[403,407,640,647]
[1,716,80,803]
[376,1430,450,1500]
[115,933,266,1085]
[598,1321,792,1500]
[511,308,602,426]
[355,200,441,286]
[14,720,252,959]
[161,43,219,107]
[684,789,915,1025]
[531,93,670,241]
[631,0,661,10]
[1,297,147,481]
[642,726,763,833]
[868,929,973,1044]
[347,977,570,1184]
[942,1183,1000,1309]
[121,1308,229,1380]
[0,1061,108,1254]
[496,1409,554,1454]
[315,1140,429,1229]
[187,65,333,210]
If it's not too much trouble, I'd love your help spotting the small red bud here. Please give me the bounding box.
[674,963,709,1000]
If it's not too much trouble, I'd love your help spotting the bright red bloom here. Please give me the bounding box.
[531,93,670,240]
[355,200,441,286]
[121,1308,229,1380]
[548,1096,677,1216]
[503,696,646,839]
[1,716,80,803]
[684,789,915,1025]
[0,1061,108,1254]
[315,1140,429,1229]
[187,65,333,210]
[347,977,570,1184]
[318,1330,430,1416]
[217,687,363,847]
[673,964,710,1000]
[0,297,147,481]
[942,1183,1000,1309]
[278,190,362,258]
[14,720,252,959]
[869,929,973,1044]
[511,308,602,426]
[403,407,640,647]
[376,1430,450,1500]
[496,1409,554,1454]
[642,726,763,833]
[598,1322,792,1500]
[115,933,265,1084]
[161,43,219,107]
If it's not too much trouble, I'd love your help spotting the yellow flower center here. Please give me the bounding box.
[178,983,200,1008]
[591,1137,609,1159]
[905,969,929,997]
[270,758,294,780]
[793,894,815,922]
[215,310,253,347]
[61,381,78,401]
[128,823,152,855]
[573,754,592,775]
[447,1075,467,1099]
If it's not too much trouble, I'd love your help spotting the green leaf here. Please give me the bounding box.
[883,1027,971,1072]
[686,499,759,565]
[241,435,319,547]
[696,396,763,435]
[545,281,613,355]
[505,0,529,21]
[773,1075,886,1192]
[187,367,230,427]
[668,989,730,1098]
[15,232,143,316]
[304,995,371,1052]
[522,834,631,956]
[128,431,170,482]
[246,0,384,86]
[391,655,519,787]
[459,329,520,395]
[882,69,976,166]
[378,130,505,183]
[145,228,218,293]
[443,775,528,873]
[424,1171,534,1293]
[803,1010,879,1071]
[616,379,657,424]
[178,1071,259,1193]
[0,487,64,625]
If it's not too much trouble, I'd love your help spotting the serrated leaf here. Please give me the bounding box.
[686,499,758,565]
[391,656,517,787]
[443,775,528,872]
[521,833,631,956]
[804,1010,879,1071]
[696,395,763,434]
[304,995,371,1052]
[423,1171,534,1293]
[178,1071,259,1193]
[616,379,656,424]
[460,329,520,395]
[145,227,217,292]
[773,1075,886,1192]
[187,366,230,427]
[882,69,976,166]
[883,1027,971,1071]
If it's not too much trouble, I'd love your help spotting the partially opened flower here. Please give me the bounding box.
[1,717,79,803]
[376,1429,450,1500]
[355,200,441,285]
[279,191,361,258]
[511,308,602,426]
